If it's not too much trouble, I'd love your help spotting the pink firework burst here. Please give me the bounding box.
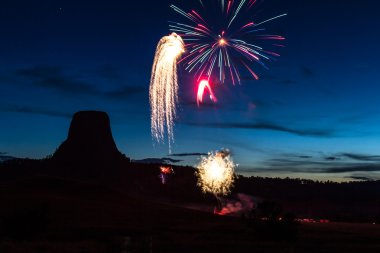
[170,0,286,85]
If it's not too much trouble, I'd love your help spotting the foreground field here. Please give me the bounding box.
[153,221,380,253]
[1,169,379,252]
[1,221,379,253]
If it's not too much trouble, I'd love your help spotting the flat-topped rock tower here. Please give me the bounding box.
[52,111,124,164]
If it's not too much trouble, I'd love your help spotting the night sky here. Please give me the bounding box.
[1,0,380,182]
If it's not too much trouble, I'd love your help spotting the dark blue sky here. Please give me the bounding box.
[1,0,380,181]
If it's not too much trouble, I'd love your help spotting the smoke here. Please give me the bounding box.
[215,193,257,216]
[217,149,231,158]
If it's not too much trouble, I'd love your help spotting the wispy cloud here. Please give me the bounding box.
[180,100,221,110]
[0,152,17,162]
[345,175,375,181]
[13,65,145,99]
[105,86,146,100]
[264,158,331,168]
[324,156,340,161]
[324,165,380,173]
[340,153,380,162]
[180,120,334,138]
[132,157,183,164]
[95,66,122,80]
[15,65,99,95]
[168,152,208,157]
[300,66,314,78]
[0,105,72,118]
[240,151,380,181]
[280,153,313,159]
[242,163,380,175]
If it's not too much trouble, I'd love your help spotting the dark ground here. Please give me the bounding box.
[0,164,379,253]
[1,222,379,253]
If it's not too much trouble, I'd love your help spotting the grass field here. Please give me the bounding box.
[1,177,379,252]
[1,222,379,253]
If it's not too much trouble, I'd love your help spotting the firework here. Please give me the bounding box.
[170,0,286,85]
[197,79,217,105]
[159,166,174,184]
[150,33,185,152]
[161,166,174,174]
[196,149,236,196]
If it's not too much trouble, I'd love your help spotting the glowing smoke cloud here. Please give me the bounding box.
[150,33,184,152]
[214,193,256,216]
[196,149,236,196]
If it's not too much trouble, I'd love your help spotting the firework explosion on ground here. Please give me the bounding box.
[196,149,236,196]
[149,33,184,151]
[170,0,286,89]
[159,166,174,184]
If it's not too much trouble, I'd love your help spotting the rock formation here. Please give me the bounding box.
[52,111,126,164]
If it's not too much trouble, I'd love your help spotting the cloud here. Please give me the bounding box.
[340,153,380,162]
[239,151,380,181]
[264,158,329,168]
[180,100,221,110]
[168,153,208,157]
[282,79,297,85]
[15,65,99,95]
[180,120,334,138]
[346,176,374,181]
[249,151,380,176]
[15,65,60,79]
[241,163,380,177]
[96,66,122,80]
[132,157,183,164]
[0,105,72,118]
[0,152,17,162]
[280,154,313,159]
[324,165,380,173]
[248,99,273,109]
[13,65,144,99]
[264,162,380,174]
[325,156,339,161]
[104,86,146,100]
[300,66,314,78]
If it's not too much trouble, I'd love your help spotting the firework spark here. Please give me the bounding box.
[170,0,286,85]
[160,166,174,184]
[197,79,217,105]
[150,33,185,151]
[160,166,174,174]
[196,149,236,196]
